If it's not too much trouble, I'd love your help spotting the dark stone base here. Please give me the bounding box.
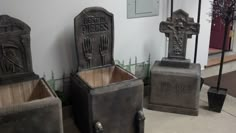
[208,87,227,113]
[160,57,190,68]
[148,103,198,116]
[71,72,145,133]
[149,61,201,116]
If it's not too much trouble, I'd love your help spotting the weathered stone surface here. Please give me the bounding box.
[149,61,201,115]
[0,15,38,85]
[72,7,144,133]
[160,9,199,60]
[74,7,114,70]
[148,9,201,115]
[160,57,190,68]
[0,15,63,133]
[0,97,63,133]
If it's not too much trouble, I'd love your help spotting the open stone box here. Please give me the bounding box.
[71,7,145,133]
[0,15,63,133]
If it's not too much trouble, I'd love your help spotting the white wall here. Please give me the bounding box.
[0,0,211,79]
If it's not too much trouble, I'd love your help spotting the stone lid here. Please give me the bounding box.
[74,7,114,71]
[0,15,38,85]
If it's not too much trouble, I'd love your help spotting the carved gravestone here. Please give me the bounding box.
[71,7,145,133]
[148,9,201,116]
[0,15,38,84]
[0,15,63,133]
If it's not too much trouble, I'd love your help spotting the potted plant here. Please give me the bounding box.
[208,0,236,112]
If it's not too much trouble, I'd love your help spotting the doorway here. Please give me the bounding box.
[209,17,233,52]
[209,0,233,53]
[206,0,236,67]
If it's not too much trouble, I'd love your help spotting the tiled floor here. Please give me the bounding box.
[63,85,236,133]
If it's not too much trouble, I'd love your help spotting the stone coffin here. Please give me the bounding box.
[0,15,63,133]
[148,61,201,116]
[0,79,63,133]
[71,7,145,133]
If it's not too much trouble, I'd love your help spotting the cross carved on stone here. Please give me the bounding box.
[160,9,200,60]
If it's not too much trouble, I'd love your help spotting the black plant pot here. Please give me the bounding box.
[207,87,227,113]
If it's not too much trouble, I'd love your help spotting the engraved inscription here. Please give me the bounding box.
[0,25,22,33]
[159,81,172,96]
[158,81,193,97]
[82,17,109,34]
[75,7,114,70]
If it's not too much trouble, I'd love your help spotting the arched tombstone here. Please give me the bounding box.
[148,9,201,116]
[71,7,145,133]
[0,15,63,133]
[0,15,38,84]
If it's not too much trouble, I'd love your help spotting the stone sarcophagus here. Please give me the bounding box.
[71,7,145,133]
[0,15,63,133]
[148,9,201,116]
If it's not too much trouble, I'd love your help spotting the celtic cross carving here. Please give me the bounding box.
[160,9,200,59]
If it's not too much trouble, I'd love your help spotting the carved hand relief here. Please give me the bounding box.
[0,42,24,74]
[82,38,92,67]
[75,7,114,70]
[99,35,109,65]
[160,9,200,59]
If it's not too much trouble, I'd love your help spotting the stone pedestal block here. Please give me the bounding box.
[148,61,201,116]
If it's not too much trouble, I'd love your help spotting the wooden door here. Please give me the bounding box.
[209,1,232,50]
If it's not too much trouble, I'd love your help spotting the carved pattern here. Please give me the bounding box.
[0,15,34,78]
[82,38,92,68]
[99,35,109,65]
[0,43,24,73]
[160,9,200,59]
[74,7,114,71]
[94,121,104,133]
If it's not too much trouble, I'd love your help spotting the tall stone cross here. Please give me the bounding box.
[160,9,200,60]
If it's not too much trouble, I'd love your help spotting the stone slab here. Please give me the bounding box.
[160,57,191,68]
[148,103,198,116]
